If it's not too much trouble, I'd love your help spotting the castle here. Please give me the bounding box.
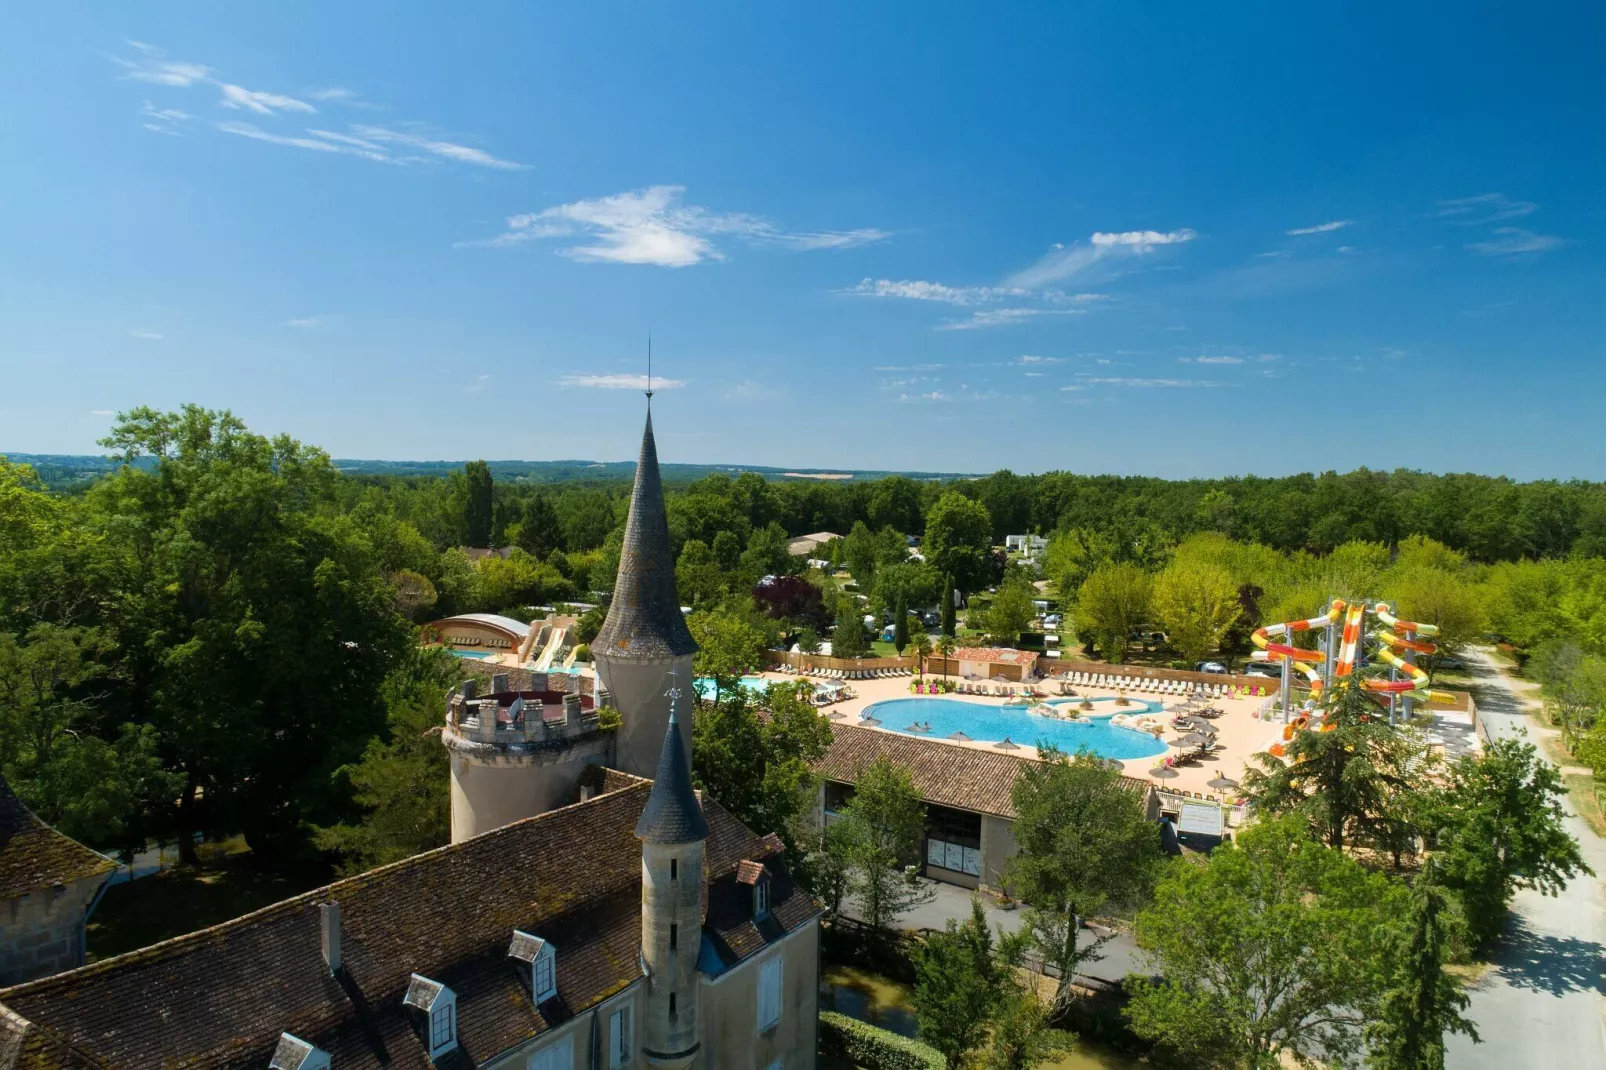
[0,404,823,1070]
[447,408,699,843]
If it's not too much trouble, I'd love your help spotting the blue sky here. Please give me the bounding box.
[3,3,1602,478]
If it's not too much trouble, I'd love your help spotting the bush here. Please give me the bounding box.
[572,642,591,662]
[819,1011,944,1070]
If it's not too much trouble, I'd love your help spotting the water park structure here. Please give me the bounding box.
[1251,598,1449,724]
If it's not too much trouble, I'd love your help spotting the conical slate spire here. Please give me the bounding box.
[595,410,698,659]
[635,698,708,844]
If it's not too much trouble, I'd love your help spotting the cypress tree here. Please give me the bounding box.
[941,573,957,637]
[893,590,909,655]
[1364,859,1479,1070]
[463,460,494,547]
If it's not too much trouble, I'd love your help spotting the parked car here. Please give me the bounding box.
[1044,613,1063,628]
[1437,656,1466,670]
[1195,661,1228,674]
[1244,662,1281,678]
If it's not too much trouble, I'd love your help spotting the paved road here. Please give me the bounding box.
[1447,647,1606,1070]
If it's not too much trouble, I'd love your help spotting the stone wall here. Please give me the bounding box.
[0,874,105,986]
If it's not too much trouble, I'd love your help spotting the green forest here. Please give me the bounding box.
[4,404,1606,873]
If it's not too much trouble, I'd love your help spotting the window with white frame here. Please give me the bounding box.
[532,946,556,1002]
[754,878,769,920]
[528,1033,573,1070]
[757,956,783,1031]
[608,1004,632,1068]
[429,1003,455,1053]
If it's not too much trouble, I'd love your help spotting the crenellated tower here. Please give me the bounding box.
[593,406,699,777]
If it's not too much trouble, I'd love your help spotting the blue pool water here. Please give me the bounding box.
[859,696,1169,760]
[451,650,503,661]
[694,676,773,700]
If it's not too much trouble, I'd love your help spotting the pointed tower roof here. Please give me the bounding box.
[595,409,698,659]
[635,701,709,844]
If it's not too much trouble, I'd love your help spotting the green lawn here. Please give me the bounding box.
[87,850,332,962]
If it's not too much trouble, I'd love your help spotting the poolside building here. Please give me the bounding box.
[420,612,537,660]
[951,646,1041,681]
[814,723,1159,891]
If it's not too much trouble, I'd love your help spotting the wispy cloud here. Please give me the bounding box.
[348,125,524,169]
[722,380,783,400]
[1006,228,1196,289]
[464,374,492,394]
[128,328,163,340]
[117,42,518,170]
[1465,227,1566,257]
[1085,377,1222,388]
[284,314,340,329]
[1433,193,1537,225]
[938,308,1084,330]
[873,363,943,372]
[1286,220,1352,236]
[897,390,952,404]
[217,121,390,162]
[473,186,883,266]
[1017,355,1064,365]
[218,84,314,115]
[1179,353,1280,366]
[561,373,688,390]
[90,409,115,417]
[842,279,1012,305]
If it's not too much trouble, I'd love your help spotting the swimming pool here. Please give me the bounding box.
[451,649,504,661]
[858,696,1168,760]
[694,676,773,700]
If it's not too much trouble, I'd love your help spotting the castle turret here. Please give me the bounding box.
[636,695,708,1069]
[594,408,699,777]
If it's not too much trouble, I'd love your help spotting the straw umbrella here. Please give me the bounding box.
[994,736,1020,750]
[1207,774,1239,792]
[1149,764,1179,780]
[858,714,882,727]
[948,730,972,742]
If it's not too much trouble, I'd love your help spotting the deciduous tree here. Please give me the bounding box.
[1152,558,1240,663]
[835,757,934,942]
[1075,564,1153,664]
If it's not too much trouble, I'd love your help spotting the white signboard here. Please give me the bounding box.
[1178,801,1225,838]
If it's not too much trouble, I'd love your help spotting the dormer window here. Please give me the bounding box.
[269,1033,330,1070]
[736,859,770,921]
[508,930,558,1003]
[403,974,457,1059]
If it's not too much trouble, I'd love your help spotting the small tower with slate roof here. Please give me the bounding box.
[636,688,708,1069]
[594,404,699,778]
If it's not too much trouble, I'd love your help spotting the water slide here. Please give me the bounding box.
[1252,600,1449,711]
[534,627,566,670]
[1250,601,1340,700]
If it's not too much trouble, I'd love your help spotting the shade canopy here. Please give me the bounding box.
[1207,775,1240,790]
[1149,766,1180,779]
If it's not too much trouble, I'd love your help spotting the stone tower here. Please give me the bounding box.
[593,407,699,777]
[636,695,708,1069]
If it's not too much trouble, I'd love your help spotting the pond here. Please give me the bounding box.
[819,964,1153,1070]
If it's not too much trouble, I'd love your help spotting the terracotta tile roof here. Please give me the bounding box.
[815,723,1150,819]
[953,647,1040,666]
[0,779,817,1069]
[0,777,116,902]
[735,860,765,886]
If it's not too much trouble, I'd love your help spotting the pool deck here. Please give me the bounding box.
[748,669,1277,799]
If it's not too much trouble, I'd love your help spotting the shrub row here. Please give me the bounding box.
[819,1011,944,1070]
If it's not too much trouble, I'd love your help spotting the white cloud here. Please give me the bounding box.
[1018,355,1064,364]
[1059,385,1085,391]
[1465,227,1566,256]
[142,101,191,122]
[842,279,1008,305]
[116,41,211,87]
[873,363,943,372]
[560,373,688,390]
[897,390,951,404]
[128,328,163,340]
[218,83,315,115]
[217,121,391,162]
[1184,355,1244,364]
[349,125,524,170]
[1434,193,1537,225]
[1006,228,1196,289]
[1023,371,1046,378]
[1337,245,1359,255]
[90,409,115,416]
[305,86,376,108]
[143,123,183,136]
[938,308,1084,330]
[284,314,339,329]
[722,380,782,400]
[1085,377,1221,388]
[1286,220,1353,235]
[476,185,880,265]
[464,374,492,394]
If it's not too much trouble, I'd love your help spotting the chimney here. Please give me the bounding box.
[459,680,477,700]
[563,692,582,727]
[596,687,613,710]
[491,672,510,695]
[320,902,341,973]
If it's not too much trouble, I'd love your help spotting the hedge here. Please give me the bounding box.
[819,1010,944,1070]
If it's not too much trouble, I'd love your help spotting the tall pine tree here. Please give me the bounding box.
[463,460,494,547]
[1365,859,1479,1070]
[941,573,957,636]
[893,590,909,654]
